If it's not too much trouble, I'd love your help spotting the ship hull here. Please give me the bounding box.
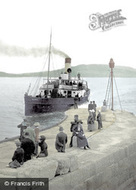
[24,89,90,116]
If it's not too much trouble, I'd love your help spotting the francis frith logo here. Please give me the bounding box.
[89,9,126,31]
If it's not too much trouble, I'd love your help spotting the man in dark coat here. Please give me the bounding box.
[88,101,93,111]
[97,110,103,130]
[37,135,48,157]
[92,101,97,120]
[21,132,35,162]
[69,115,79,147]
[55,126,68,153]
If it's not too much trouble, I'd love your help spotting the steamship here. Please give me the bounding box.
[24,35,90,116]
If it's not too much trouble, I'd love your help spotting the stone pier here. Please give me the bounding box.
[0,108,136,190]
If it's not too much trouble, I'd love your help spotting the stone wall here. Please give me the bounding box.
[0,110,136,190]
[49,141,136,190]
[49,111,136,190]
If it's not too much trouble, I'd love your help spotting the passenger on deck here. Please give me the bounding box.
[55,126,68,153]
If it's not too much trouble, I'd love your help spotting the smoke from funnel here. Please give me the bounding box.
[0,41,70,58]
[52,46,70,58]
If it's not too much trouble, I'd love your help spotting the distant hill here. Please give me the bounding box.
[0,64,136,77]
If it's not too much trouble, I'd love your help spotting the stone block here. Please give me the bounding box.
[106,176,119,190]
[113,150,122,163]
[49,153,78,175]
[129,153,136,170]
[17,158,58,179]
[118,147,127,161]
[118,177,135,190]
[118,158,130,173]
[49,175,71,190]
[102,166,113,184]
[118,170,130,187]
[50,171,83,190]
[97,183,108,190]
[85,175,97,190]
[55,156,70,175]
[95,155,111,173]
[77,163,95,182]
[67,153,78,172]
[69,168,86,187]
[0,168,18,177]
[73,183,87,190]
[110,163,119,177]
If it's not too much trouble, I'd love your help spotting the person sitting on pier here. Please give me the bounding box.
[69,115,79,147]
[87,110,95,132]
[21,132,35,162]
[55,126,68,153]
[72,120,90,150]
[9,140,24,168]
[37,135,48,158]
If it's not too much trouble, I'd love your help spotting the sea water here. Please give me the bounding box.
[0,77,136,141]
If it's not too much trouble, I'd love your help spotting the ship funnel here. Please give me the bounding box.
[65,58,71,73]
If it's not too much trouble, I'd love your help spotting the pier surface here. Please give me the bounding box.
[0,108,136,190]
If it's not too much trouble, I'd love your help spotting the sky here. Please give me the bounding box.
[0,0,136,74]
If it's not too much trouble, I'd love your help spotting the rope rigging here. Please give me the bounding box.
[104,59,123,111]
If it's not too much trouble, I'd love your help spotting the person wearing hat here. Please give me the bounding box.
[69,115,79,147]
[87,110,95,132]
[72,121,90,150]
[9,140,24,167]
[37,135,48,158]
[92,101,97,120]
[24,123,36,144]
[88,101,93,112]
[21,132,35,162]
[97,110,103,130]
[17,119,28,141]
[33,122,40,156]
[55,126,68,153]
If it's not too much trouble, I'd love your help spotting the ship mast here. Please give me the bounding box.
[109,58,115,110]
[47,30,52,88]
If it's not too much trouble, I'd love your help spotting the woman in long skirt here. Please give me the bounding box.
[73,121,90,149]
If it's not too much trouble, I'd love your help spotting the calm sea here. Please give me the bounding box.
[0,77,136,141]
